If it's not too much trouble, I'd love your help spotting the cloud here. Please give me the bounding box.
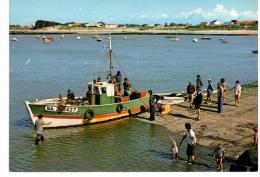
[240,10,258,19]
[140,14,148,18]
[214,4,225,13]
[160,13,168,19]
[230,8,238,18]
[194,8,203,14]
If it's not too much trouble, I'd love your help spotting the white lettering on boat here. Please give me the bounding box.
[45,106,78,112]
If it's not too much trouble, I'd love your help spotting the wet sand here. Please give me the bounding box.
[137,82,258,159]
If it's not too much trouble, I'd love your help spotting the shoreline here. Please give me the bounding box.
[9,29,258,36]
[136,81,258,159]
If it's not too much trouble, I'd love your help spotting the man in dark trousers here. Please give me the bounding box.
[148,90,156,121]
[34,114,51,145]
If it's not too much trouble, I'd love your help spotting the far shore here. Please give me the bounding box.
[10,29,258,35]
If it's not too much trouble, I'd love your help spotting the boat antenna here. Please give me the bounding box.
[109,34,113,81]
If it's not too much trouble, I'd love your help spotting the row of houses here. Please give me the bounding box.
[68,22,118,28]
[200,20,258,26]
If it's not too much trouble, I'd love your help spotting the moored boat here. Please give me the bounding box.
[25,36,150,128]
[192,38,199,42]
[201,37,211,40]
[252,50,258,54]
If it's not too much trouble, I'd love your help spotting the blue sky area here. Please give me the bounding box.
[10,0,258,25]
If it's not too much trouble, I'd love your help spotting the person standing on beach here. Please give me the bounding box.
[235,80,241,107]
[252,125,258,150]
[217,83,224,113]
[193,91,203,120]
[196,75,203,93]
[220,78,230,103]
[186,81,195,109]
[171,140,179,161]
[148,90,156,121]
[180,123,197,164]
[213,143,225,171]
[206,79,213,104]
[34,114,51,145]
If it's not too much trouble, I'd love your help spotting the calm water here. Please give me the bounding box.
[9,34,257,171]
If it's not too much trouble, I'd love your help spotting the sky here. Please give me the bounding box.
[10,0,258,25]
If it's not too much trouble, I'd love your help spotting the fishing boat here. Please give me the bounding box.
[25,36,150,128]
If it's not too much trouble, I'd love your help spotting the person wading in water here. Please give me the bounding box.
[34,114,51,145]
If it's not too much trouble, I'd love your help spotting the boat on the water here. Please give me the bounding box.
[192,38,199,42]
[96,36,103,42]
[201,37,211,40]
[25,36,150,128]
[170,38,180,41]
[11,37,18,41]
[252,50,258,54]
[76,36,81,40]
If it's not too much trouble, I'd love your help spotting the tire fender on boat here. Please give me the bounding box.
[84,109,95,120]
[116,104,124,113]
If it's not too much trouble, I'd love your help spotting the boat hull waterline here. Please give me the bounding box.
[25,96,149,128]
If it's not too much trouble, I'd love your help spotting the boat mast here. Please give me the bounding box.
[109,35,113,81]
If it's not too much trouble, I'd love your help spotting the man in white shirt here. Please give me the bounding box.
[235,80,242,107]
[180,123,197,164]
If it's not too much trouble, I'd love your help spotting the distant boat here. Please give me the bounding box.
[122,36,129,40]
[221,40,228,43]
[76,36,81,40]
[34,35,41,39]
[165,35,177,39]
[96,37,103,42]
[252,50,258,54]
[201,37,211,40]
[61,34,65,38]
[11,37,18,41]
[170,38,180,41]
[219,38,225,41]
[41,34,47,39]
[192,38,199,42]
[43,37,54,44]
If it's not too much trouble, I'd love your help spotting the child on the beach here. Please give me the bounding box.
[171,140,179,161]
[213,143,225,171]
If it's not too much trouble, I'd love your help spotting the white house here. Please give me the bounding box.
[104,23,118,28]
[209,20,222,26]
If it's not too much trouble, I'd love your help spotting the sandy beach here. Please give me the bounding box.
[136,82,258,159]
[10,29,258,35]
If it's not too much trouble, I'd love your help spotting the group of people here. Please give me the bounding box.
[170,122,258,171]
[170,123,225,170]
[186,75,242,120]
[169,123,224,171]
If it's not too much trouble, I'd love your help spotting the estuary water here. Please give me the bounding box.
[9,34,257,171]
